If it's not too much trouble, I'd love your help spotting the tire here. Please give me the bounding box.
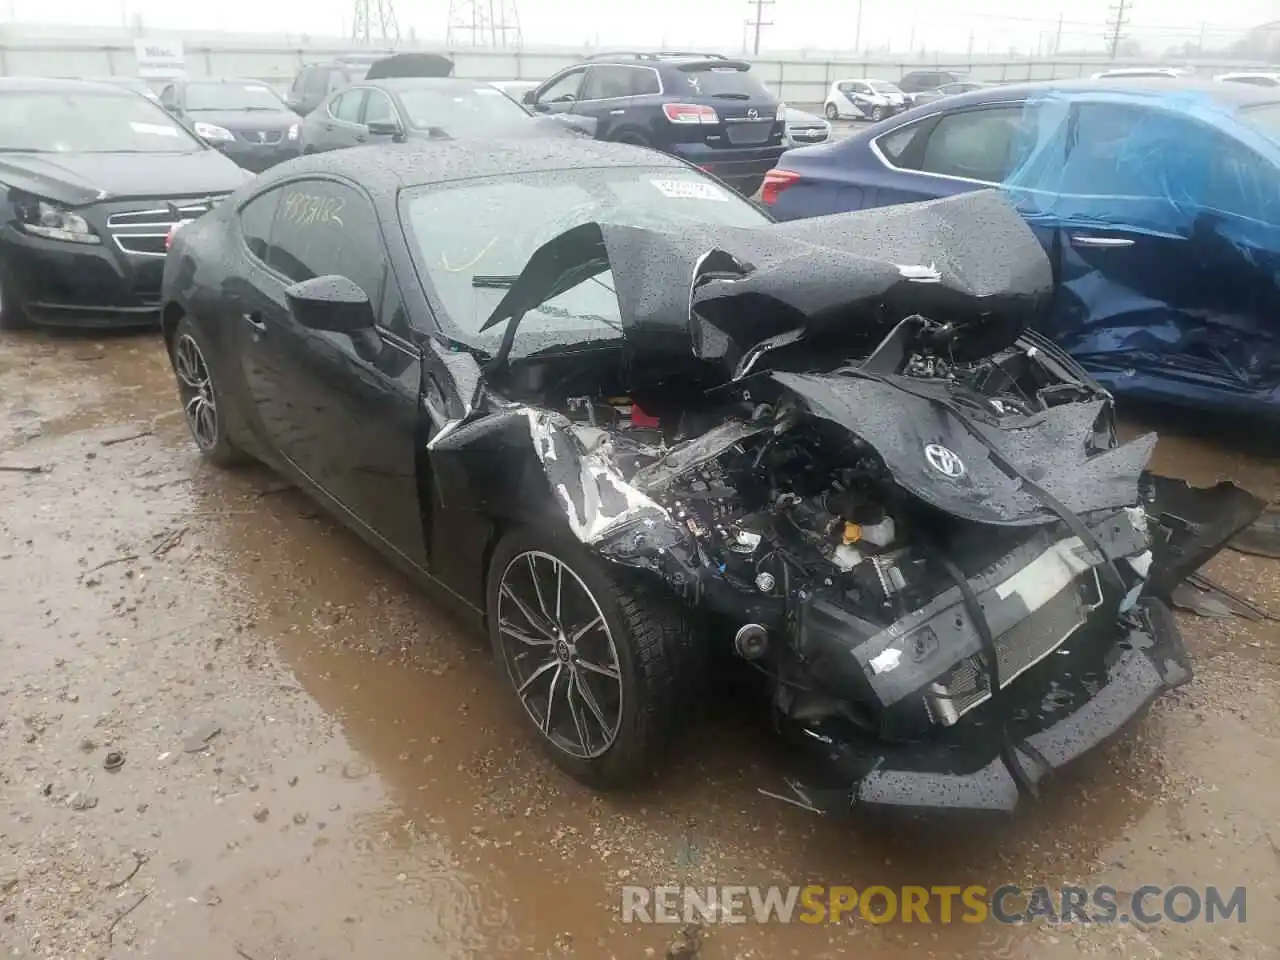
[612,130,652,148]
[870,106,885,122]
[169,315,247,467]
[824,102,839,121]
[0,261,29,330]
[486,526,694,788]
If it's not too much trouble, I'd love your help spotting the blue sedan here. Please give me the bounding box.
[762,79,1280,422]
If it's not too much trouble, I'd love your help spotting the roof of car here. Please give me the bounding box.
[357,77,490,92]
[255,137,687,198]
[0,76,136,95]
[178,77,274,86]
[911,77,1280,112]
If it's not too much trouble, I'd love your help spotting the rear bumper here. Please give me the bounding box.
[779,599,1189,816]
[0,227,163,329]
[669,143,786,189]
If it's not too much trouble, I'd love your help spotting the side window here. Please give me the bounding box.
[238,188,281,262]
[837,82,854,95]
[1058,104,1184,199]
[581,65,636,101]
[267,180,386,308]
[919,106,1027,183]
[876,122,926,165]
[631,67,660,96]
[853,82,871,96]
[303,68,329,98]
[159,84,178,108]
[331,89,366,123]
[1202,134,1279,221]
[363,89,395,123]
[537,68,585,103]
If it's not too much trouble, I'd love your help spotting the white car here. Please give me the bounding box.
[1214,71,1280,88]
[783,106,830,147]
[1090,67,1190,80]
[823,78,907,122]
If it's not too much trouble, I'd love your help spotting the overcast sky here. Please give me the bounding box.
[6,0,1280,53]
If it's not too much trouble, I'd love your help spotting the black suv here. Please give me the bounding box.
[897,69,969,102]
[522,52,785,194]
[285,54,389,116]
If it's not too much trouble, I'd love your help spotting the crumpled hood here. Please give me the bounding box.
[483,190,1052,369]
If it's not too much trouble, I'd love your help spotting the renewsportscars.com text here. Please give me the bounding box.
[621,884,1247,926]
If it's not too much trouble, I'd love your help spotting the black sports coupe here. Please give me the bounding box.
[160,137,1262,814]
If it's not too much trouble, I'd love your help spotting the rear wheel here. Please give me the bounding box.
[612,130,652,148]
[487,527,694,788]
[170,316,246,467]
[824,102,839,121]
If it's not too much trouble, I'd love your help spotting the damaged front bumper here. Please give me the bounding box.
[778,597,1189,815]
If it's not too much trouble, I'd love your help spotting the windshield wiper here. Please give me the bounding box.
[472,274,519,288]
[710,92,751,100]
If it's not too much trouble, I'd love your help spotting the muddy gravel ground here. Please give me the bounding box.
[1,329,1278,960]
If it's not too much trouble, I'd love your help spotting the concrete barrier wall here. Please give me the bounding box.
[0,37,1268,109]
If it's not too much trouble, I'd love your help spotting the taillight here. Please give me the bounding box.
[662,102,719,124]
[760,169,800,205]
[164,223,179,251]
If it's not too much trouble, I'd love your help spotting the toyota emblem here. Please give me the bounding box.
[257,131,267,143]
[924,443,966,479]
[747,108,759,120]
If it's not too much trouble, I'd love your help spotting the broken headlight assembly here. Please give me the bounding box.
[13,195,100,244]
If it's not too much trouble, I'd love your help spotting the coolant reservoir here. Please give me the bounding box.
[860,516,895,547]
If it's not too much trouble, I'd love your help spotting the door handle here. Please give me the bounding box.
[243,311,266,333]
[1070,235,1135,248]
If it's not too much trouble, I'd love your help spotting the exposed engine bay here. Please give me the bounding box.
[430,190,1267,813]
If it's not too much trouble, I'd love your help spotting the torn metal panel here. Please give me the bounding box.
[630,418,774,492]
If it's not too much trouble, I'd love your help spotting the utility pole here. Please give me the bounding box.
[745,0,774,55]
[1106,0,1130,60]
[854,0,863,53]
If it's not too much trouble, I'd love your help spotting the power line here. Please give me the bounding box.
[745,0,774,55]
[351,0,399,45]
[445,0,522,47]
[1106,0,1131,58]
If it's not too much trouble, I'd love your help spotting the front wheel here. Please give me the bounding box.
[870,106,885,122]
[170,316,246,467]
[824,102,839,121]
[486,528,693,788]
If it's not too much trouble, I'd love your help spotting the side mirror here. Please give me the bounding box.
[366,118,404,140]
[284,94,302,112]
[521,89,537,105]
[285,275,374,334]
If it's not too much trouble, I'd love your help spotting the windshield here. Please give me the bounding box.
[868,80,902,94]
[0,90,202,153]
[1237,103,1280,142]
[682,66,773,100]
[401,166,769,356]
[398,85,528,130]
[185,82,285,111]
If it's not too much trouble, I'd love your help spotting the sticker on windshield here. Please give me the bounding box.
[649,179,729,202]
[129,122,181,137]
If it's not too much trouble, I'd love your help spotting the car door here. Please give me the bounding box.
[316,88,369,152]
[1040,102,1280,410]
[571,64,642,138]
[237,177,427,566]
[529,67,587,117]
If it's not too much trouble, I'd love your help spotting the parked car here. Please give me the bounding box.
[760,78,1280,421]
[363,52,454,81]
[285,54,391,116]
[158,78,300,172]
[520,52,786,195]
[0,77,248,330]
[83,76,162,105]
[159,136,1260,812]
[1216,71,1280,88]
[783,106,830,146]
[1091,67,1190,80]
[908,80,992,106]
[297,77,594,154]
[897,69,968,103]
[823,78,907,122]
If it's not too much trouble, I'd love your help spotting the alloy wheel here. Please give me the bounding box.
[174,333,219,452]
[871,106,885,122]
[496,550,623,759]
